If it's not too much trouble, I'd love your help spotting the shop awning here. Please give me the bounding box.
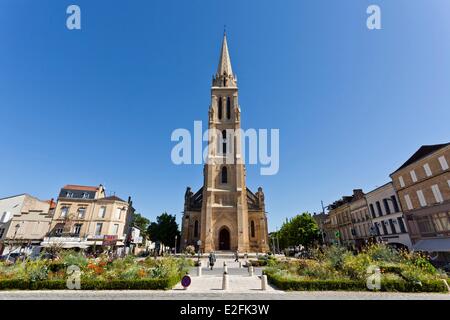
[41,242,89,249]
[412,238,450,252]
[41,238,90,249]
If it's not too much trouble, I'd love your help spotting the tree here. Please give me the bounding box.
[278,212,320,249]
[147,212,180,247]
[132,212,150,237]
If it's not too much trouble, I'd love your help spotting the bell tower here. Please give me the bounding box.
[181,33,269,253]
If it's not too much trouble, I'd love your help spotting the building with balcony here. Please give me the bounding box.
[365,182,411,250]
[328,196,355,248]
[390,142,450,262]
[349,189,373,250]
[42,184,134,255]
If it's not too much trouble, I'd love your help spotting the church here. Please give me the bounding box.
[180,34,269,253]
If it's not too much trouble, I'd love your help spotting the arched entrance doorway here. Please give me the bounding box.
[218,228,230,250]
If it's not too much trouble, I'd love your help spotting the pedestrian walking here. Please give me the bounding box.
[234,249,239,262]
[208,251,216,270]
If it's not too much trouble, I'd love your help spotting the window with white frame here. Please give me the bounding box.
[399,176,405,188]
[432,212,450,232]
[60,206,69,218]
[431,184,444,203]
[81,192,90,199]
[98,206,106,218]
[404,194,413,210]
[73,224,82,235]
[66,192,74,198]
[95,223,103,236]
[115,208,122,220]
[410,170,418,183]
[112,224,119,235]
[417,190,427,207]
[77,207,86,219]
[423,163,432,177]
[438,156,449,171]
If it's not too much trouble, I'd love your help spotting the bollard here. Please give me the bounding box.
[261,274,268,290]
[197,262,202,277]
[249,266,254,277]
[223,261,228,274]
[222,271,229,290]
[239,261,242,268]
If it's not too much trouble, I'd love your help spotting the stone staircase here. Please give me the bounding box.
[182,251,264,259]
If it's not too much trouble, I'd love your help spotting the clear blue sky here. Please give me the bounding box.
[1,1,449,232]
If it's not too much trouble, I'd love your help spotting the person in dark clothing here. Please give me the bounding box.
[208,251,216,270]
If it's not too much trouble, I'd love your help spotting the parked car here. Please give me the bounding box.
[0,252,26,263]
[442,263,450,274]
[39,252,59,260]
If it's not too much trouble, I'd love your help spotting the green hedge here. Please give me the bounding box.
[381,279,448,293]
[265,270,449,292]
[0,275,181,290]
[379,264,404,274]
[265,271,365,291]
[248,260,267,267]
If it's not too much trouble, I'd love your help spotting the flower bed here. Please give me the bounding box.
[0,277,180,290]
[247,254,277,267]
[264,244,449,293]
[0,252,192,290]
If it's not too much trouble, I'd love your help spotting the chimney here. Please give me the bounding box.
[352,189,364,199]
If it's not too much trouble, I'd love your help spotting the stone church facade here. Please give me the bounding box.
[180,34,269,253]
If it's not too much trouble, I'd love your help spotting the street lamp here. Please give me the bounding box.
[320,200,333,245]
[271,235,276,253]
[174,235,178,255]
[275,227,280,254]
[197,239,202,262]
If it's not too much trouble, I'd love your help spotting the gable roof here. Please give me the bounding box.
[391,143,450,174]
[0,193,27,201]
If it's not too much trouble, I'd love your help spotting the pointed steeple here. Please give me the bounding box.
[217,32,233,76]
[213,31,237,88]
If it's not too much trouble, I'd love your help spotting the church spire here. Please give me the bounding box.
[217,32,233,76]
[213,32,236,87]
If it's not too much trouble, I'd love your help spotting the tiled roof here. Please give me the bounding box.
[391,142,450,174]
[63,185,99,191]
[100,195,126,202]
